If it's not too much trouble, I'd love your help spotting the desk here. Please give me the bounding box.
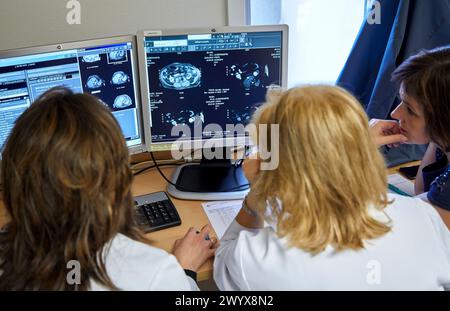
[0,160,423,282]
[388,160,420,175]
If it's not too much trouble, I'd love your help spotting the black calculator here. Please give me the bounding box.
[133,191,181,232]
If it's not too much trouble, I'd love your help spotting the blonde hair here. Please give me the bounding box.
[251,85,391,254]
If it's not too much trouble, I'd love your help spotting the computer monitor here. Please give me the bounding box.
[0,35,146,155]
[138,25,288,200]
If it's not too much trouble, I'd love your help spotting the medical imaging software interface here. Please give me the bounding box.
[144,31,283,143]
[0,42,141,149]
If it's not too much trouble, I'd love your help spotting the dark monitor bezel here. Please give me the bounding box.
[137,25,289,153]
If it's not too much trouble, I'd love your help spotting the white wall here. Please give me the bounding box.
[227,0,249,25]
[280,0,365,85]
[250,0,280,25]
[0,0,231,50]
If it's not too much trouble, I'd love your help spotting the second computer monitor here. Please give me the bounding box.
[0,36,145,154]
[138,25,288,152]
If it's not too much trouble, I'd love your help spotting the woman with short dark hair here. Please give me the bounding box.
[370,45,450,228]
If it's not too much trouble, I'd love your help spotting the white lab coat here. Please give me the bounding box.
[90,233,198,291]
[214,194,450,290]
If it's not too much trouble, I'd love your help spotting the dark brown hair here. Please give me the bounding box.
[392,46,450,151]
[0,88,145,290]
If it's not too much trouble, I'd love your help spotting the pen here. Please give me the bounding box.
[388,183,412,197]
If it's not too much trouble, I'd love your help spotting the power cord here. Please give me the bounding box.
[132,162,182,176]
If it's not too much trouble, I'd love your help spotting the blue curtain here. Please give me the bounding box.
[337,0,450,166]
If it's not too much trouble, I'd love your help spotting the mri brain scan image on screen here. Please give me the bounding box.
[111,71,130,85]
[230,63,269,89]
[159,62,201,90]
[113,94,133,109]
[108,50,127,62]
[163,110,204,126]
[82,54,101,63]
[86,75,105,89]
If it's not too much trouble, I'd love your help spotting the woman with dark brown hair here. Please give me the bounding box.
[0,87,217,290]
[370,45,450,229]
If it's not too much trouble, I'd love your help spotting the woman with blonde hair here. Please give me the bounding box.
[0,88,217,290]
[214,85,450,290]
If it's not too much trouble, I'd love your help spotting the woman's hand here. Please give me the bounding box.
[172,224,219,272]
[369,119,408,147]
[242,157,261,184]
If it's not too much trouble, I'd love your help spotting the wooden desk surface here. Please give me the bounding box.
[388,160,420,175]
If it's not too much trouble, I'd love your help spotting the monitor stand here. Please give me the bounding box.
[167,148,250,201]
